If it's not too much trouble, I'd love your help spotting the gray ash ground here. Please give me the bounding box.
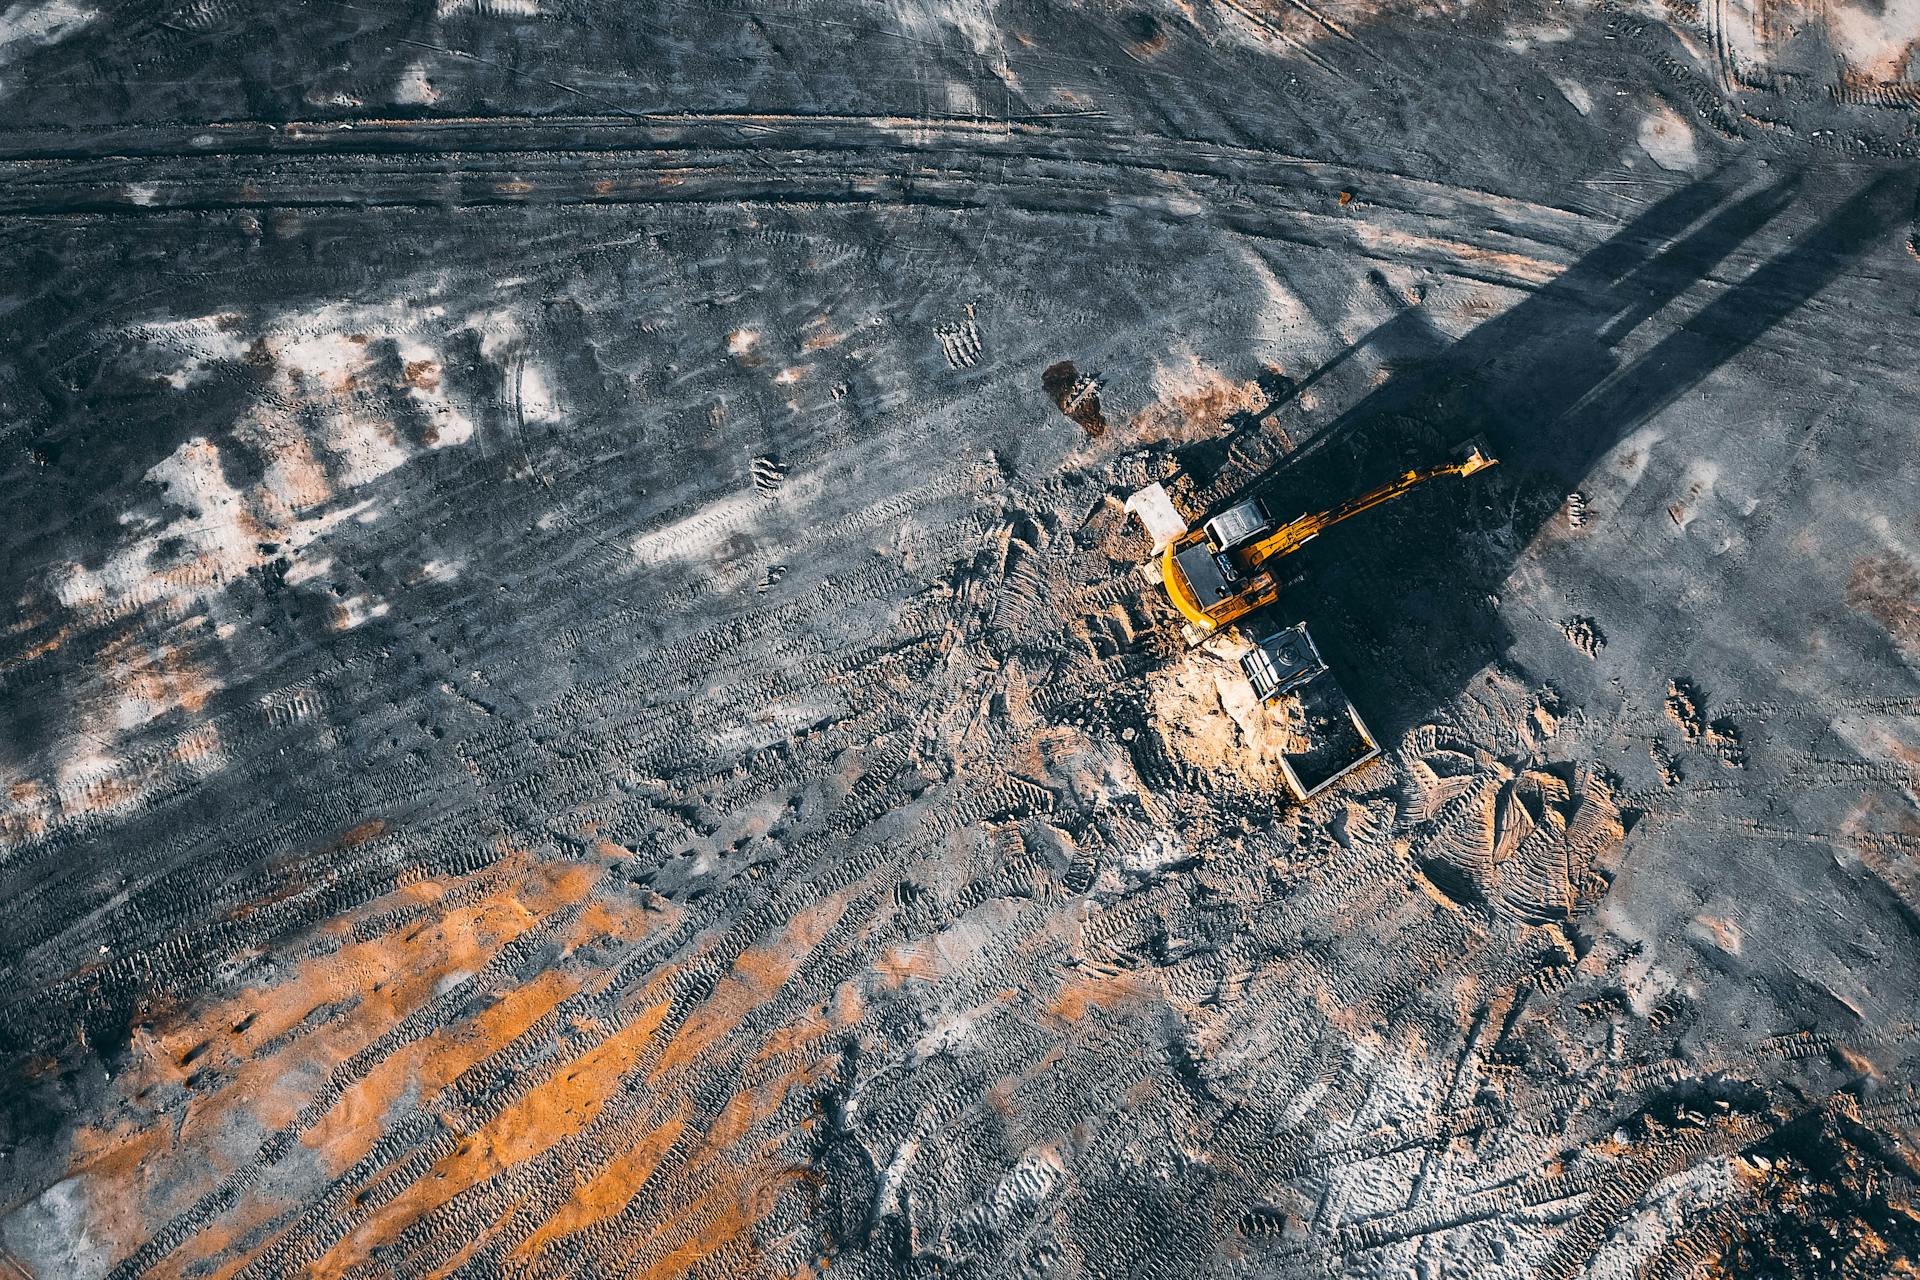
[1,0,1919,1277]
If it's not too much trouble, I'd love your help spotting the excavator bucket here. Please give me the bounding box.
[1454,435,1498,474]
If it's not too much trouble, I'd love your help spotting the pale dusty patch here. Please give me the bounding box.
[1108,351,1265,464]
[7,293,529,848]
[1313,1038,1448,1220]
[1235,247,1320,348]
[1637,103,1699,172]
[630,491,766,568]
[51,437,371,625]
[1552,75,1595,115]
[1593,899,1681,1016]
[393,59,439,104]
[138,295,498,490]
[986,1148,1063,1226]
[0,0,96,84]
[469,308,561,425]
[1704,0,1767,75]
[911,1003,989,1062]
[438,0,539,14]
[36,723,228,831]
[1125,483,1187,551]
[0,1175,112,1280]
[1665,457,1721,531]
[1502,16,1577,50]
[516,363,560,423]
[331,594,391,631]
[943,77,980,115]
[1605,424,1663,494]
[628,466,824,569]
[132,315,250,389]
[873,1140,920,1219]
[1146,639,1303,792]
[1822,0,1920,80]
[893,0,1003,59]
[1586,1157,1742,1279]
[1123,830,1189,876]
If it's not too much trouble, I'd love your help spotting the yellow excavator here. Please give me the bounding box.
[1125,436,1497,800]
[1142,437,1498,646]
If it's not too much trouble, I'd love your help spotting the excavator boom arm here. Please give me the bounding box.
[1148,437,1495,637]
[1244,450,1495,567]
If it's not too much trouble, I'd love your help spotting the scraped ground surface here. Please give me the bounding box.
[2,0,1920,1276]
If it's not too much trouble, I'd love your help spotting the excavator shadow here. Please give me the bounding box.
[1209,166,1913,747]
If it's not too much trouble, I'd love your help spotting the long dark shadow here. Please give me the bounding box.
[1225,168,1912,743]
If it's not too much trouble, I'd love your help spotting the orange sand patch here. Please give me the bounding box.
[706,1057,835,1152]
[752,981,865,1067]
[305,996,676,1277]
[164,1186,296,1280]
[1147,642,1301,788]
[252,427,333,513]
[91,871,840,1277]
[61,1108,295,1276]
[1695,915,1743,954]
[506,1116,689,1263]
[11,624,68,664]
[448,932,851,1272]
[651,890,852,1082]
[630,1171,813,1280]
[800,318,843,351]
[565,894,657,953]
[602,1127,824,1280]
[306,968,582,1176]
[1045,970,1156,1022]
[502,1055,831,1271]
[97,627,220,723]
[62,855,607,1265]
[502,895,854,1272]
[59,1124,167,1264]
[874,941,942,986]
[1,778,50,842]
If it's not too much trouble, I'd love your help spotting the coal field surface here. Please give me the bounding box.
[3,1,1920,1277]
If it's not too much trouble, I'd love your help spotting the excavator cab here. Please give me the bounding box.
[1203,498,1272,551]
[1158,511,1283,643]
